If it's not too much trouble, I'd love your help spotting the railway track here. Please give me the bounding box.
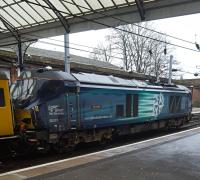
[1,113,200,174]
[182,113,200,128]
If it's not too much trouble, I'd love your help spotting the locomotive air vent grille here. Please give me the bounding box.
[109,76,119,83]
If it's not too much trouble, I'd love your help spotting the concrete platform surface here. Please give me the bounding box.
[192,107,200,114]
[32,131,200,180]
[1,127,200,180]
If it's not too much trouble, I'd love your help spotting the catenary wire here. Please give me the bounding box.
[62,0,196,46]
[34,36,123,56]
[0,0,199,54]
[34,40,198,77]
[37,40,198,76]
[37,40,124,61]
[22,0,200,54]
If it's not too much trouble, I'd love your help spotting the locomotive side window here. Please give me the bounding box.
[126,94,131,117]
[126,94,138,117]
[133,94,139,117]
[169,96,182,113]
[0,88,5,107]
[116,105,124,117]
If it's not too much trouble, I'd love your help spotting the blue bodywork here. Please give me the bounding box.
[78,86,191,129]
[38,83,191,132]
[13,70,191,133]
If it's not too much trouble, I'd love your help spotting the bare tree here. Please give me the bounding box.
[90,22,177,79]
[89,42,113,63]
[112,23,176,78]
[106,28,131,70]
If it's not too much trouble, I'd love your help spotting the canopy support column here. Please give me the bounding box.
[17,38,23,71]
[168,55,173,85]
[135,0,145,20]
[64,32,70,73]
[43,0,70,73]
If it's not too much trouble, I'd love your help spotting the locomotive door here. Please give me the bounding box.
[67,93,80,129]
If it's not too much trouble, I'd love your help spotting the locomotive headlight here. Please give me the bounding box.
[34,106,39,112]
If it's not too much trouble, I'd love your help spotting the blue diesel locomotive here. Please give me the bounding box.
[11,69,192,151]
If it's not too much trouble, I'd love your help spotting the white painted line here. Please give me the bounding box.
[1,126,200,177]
[192,111,200,114]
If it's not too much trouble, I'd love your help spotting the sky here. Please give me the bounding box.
[33,13,200,79]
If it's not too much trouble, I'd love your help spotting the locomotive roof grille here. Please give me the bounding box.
[16,70,190,92]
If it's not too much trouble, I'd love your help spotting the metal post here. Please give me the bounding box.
[64,32,70,73]
[168,55,173,84]
[17,40,23,71]
[155,58,159,83]
[156,73,159,83]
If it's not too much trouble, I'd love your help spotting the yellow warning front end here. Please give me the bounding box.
[15,108,34,130]
[0,77,14,137]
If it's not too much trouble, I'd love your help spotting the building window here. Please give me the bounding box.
[169,96,182,113]
[126,94,138,117]
[116,105,124,117]
[0,88,5,107]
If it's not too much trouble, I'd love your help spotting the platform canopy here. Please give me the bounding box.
[1,0,200,47]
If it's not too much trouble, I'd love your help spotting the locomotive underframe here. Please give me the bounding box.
[22,114,190,153]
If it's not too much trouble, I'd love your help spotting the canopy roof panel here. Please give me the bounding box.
[0,0,137,33]
[0,0,200,46]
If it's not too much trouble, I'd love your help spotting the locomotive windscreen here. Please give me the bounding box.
[0,88,5,107]
[11,70,78,108]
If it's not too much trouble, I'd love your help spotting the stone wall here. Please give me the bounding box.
[175,79,200,107]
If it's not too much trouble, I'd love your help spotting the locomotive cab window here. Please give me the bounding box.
[0,88,5,107]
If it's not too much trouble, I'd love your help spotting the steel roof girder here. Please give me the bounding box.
[0,15,20,42]
[42,0,70,33]
[1,0,200,47]
[135,0,145,21]
[0,17,23,69]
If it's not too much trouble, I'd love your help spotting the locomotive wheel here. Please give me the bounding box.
[52,140,74,154]
[38,141,50,154]
[99,135,112,146]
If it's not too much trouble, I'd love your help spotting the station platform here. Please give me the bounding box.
[1,127,200,180]
[192,107,200,114]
